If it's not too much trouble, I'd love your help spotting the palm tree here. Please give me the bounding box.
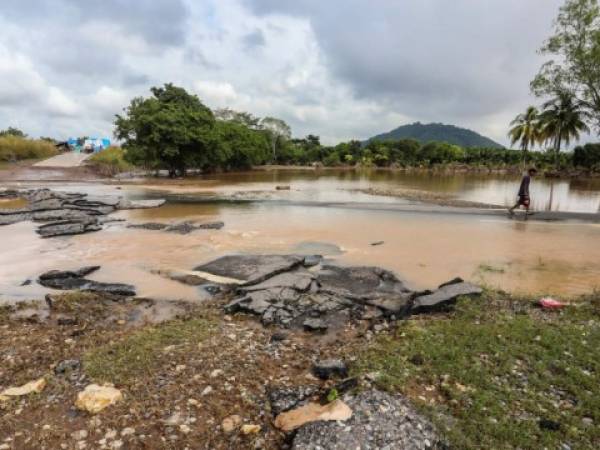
[508,106,542,164]
[539,91,590,165]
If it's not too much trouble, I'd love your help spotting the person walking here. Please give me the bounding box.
[508,168,537,219]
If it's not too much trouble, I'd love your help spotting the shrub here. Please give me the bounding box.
[88,146,132,175]
[0,136,57,162]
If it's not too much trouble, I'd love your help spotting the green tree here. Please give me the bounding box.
[539,91,590,163]
[115,84,217,177]
[531,0,600,129]
[214,120,270,169]
[508,106,542,162]
[214,108,261,129]
[260,117,292,162]
[0,127,27,138]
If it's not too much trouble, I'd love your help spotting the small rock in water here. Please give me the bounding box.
[370,241,384,246]
[312,359,348,380]
[276,185,291,190]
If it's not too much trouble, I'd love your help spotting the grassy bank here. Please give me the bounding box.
[87,146,132,175]
[354,291,600,449]
[0,136,57,165]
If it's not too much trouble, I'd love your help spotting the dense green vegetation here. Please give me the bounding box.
[0,133,57,165]
[355,292,600,449]
[368,122,503,149]
[87,146,132,175]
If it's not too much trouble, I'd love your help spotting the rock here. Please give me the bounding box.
[291,390,440,449]
[240,269,314,293]
[39,266,101,280]
[0,378,46,401]
[117,199,166,209]
[127,222,168,231]
[270,331,289,342]
[194,254,304,286]
[241,424,261,434]
[201,386,213,396]
[38,266,135,296]
[71,430,88,440]
[370,241,384,246]
[303,318,328,332]
[54,359,81,375]
[312,360,348,380]
[221,415,242,433]
[302,255,322,267]
[164,221,224,234]
[276,185,291,190]
[268,385,319,416]
[316,265,410,300]
[366,294,412,317]
[75,384,123,414]
[210,369,224,378]
[36,218,102,238]
[539,419,561,431]
[121,428,135,436]
[274,399,352,432]
[412,281,482,313]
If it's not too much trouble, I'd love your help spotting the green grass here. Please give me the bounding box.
[354,291,600,449]
[87,146,132,175]
[0,136,57,163]
[84,317,215,385]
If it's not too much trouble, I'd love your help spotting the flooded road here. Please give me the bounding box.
[1,169,600,302]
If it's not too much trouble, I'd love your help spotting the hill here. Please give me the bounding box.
[367,122,503,148]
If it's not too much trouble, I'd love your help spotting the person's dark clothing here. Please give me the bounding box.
[518,175,530,197]
[517,175,531,206]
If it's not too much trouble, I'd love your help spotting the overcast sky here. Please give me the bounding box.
[0,0,565,145]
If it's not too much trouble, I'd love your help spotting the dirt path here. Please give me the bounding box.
[33,152,91,168]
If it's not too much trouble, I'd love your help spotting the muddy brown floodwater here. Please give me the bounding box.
[1,170,600,302]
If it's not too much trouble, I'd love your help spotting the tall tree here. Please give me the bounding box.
[0,127,27,138]
[539,91,590,163]
[114,84,217,177]
[259,117,291,162]
[508,106,543,162]
[531,0,600,129]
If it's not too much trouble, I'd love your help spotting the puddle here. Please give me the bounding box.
[1,173,600,302]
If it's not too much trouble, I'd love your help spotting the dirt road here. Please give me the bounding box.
[33,152,90,168]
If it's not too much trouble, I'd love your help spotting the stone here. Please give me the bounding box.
[302,255,322,267]
[54,359,81,375]
[127,222,168,231]
[366,294,413,317]
[117,199,166,209]
[75,384,123,414]
[241,424,261,434]
[39,266,101,280]
[412,281,482,313]
[201,386,213,396]
[210,369,224,378]
[312,360,348,380]
[276,185,291,190]
[36,218,102,238]
[194,254,304,286]
[316,265,409,300]
[0,378,46,401]
[268,385,319,416]
[274,399,352,432]
[121,428,135,437]
[222,415,242,433]
[38,266,135,296]
[291,390,440,450]
[303,318,328,332]
[240,270,314,293]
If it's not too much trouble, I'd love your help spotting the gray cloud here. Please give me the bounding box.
[0,0,575,145]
